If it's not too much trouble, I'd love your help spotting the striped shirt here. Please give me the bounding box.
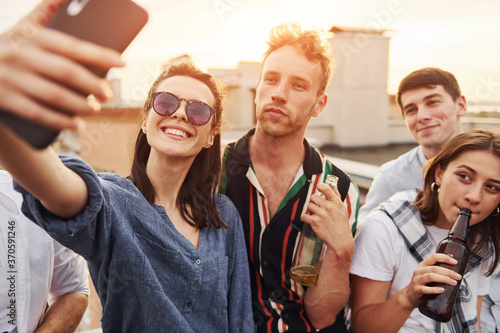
[221,130,359,333]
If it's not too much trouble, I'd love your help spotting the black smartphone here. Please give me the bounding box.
[0,0,149,149]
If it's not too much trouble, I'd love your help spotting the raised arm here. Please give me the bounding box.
[0,122,88,218]
[300,182,354,329]
[0,0,126,217]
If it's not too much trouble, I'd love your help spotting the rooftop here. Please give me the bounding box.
[321,142,418,166]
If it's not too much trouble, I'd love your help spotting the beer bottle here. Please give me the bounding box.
[289,175,338,286]
[418,208,471,322]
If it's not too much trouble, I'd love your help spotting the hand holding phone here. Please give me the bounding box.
[0,0,148,149]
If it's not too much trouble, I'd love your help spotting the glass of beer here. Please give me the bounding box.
[289,175,338,286]
[289,226,325,286]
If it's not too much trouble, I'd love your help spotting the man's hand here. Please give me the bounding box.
[300,182,353,256]
[299,182,354,329]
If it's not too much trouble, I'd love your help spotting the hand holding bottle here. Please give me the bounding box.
[419,208,471,322]
[291,175,352,286]
[300,177,351,251]
[400,253,462,309]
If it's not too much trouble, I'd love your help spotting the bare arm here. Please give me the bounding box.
[300,183,354,329]
[350,276,415,333]
[350,253,462,333]
[477,296,483,333]
[35,293,88,333]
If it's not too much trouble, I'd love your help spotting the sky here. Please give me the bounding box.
[2,0,500,105]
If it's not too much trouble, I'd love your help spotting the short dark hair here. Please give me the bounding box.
[396,67,462,113]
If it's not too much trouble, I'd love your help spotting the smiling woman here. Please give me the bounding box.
[0,57,254,331]
[132,62,223,229]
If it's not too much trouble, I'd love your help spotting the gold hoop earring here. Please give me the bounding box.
[493,207,500,217]
[431,182,440,193]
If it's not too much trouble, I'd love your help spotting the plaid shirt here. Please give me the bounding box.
[380,190,483,333]
[221,130,359,333]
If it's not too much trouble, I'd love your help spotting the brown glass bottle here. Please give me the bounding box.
[418,208,471,322]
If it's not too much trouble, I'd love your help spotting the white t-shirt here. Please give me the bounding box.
[0,171,89,333]
[351,204,491,332]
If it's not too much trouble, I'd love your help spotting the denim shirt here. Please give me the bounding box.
[15,156,254,332]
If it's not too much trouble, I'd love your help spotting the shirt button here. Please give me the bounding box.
[194,281,200,287]
[187,301,193,307]
[263,260,269,267]
[284,314,289,319]
[195,259,202,265]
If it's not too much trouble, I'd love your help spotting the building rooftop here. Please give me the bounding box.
[321,143,418,166]
[329,25,391,35]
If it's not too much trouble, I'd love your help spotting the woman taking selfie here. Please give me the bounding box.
[0,60,253,332]
[350,129,500,332]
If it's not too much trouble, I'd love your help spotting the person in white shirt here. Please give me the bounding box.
[350,129,500,332]
[359,67,466,219]
[358,67,500,331]
[0,170,89,333]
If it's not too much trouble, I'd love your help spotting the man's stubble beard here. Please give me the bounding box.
[256,105,312,139]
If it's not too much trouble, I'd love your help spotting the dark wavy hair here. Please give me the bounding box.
[396,67,462,115]
[128,60,227,230]
[415,129,500,275]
